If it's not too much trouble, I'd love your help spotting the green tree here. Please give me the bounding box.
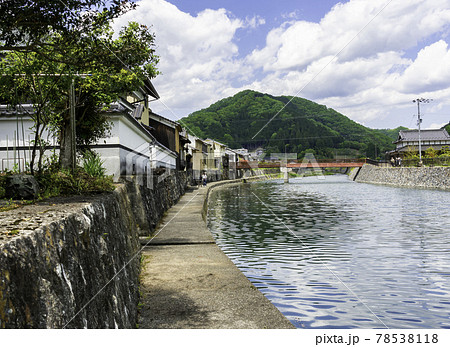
[424,147,438,158]
[223,134,235,147]
[0,1,135,56]
[0,50,66,173]
[440,145,450,157]
[180,90,397,157]
[0,21,159,172]
[443,122,450,132]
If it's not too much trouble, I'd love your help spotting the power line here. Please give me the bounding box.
[250,0,395,140]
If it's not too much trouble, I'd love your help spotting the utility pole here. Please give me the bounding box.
[284,143,289,183]
[61,78,77,172]
[69,79,76,171]
[413,98,432,166]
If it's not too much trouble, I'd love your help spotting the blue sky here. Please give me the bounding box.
[114,0,450,130]
[169,0,346,55]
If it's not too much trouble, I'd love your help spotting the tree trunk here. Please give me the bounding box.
[60,80,76,171]
[59,116,74,171]
[30,112,42,176]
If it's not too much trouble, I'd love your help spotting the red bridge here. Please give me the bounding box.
[236,159,366,169]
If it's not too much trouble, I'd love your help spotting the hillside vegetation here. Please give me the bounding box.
[181,90,404,159]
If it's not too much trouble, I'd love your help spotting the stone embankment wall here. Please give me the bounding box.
[201,174,276,220]
[353,164,450,190]
[129,172,188,237]
[0,172,187,328]
[348,167,361,181]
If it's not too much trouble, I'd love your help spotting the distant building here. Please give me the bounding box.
[225,148,240,179]
[144,112,189,171]
[233,148,250,161]
[187,134,208,182]
[393,128,450,154]
[204,139,228,179]
[246,147,265,161]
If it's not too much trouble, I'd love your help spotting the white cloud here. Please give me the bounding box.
[112,0,249,117]
[248,0,450,72]
[396,40,450,94]
[281,10,301,20]
[112,0,450,128]
[427,122,447,129]
[243,0,450,125]
[244,15,266,29]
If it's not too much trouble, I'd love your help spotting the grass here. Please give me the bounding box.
[1,159,115,211]
[36,167,114,198]
[137,253,152,327]
[82,150,106,178]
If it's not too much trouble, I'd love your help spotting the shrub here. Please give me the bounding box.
[36,167,114,198]
[82,150,106,178]
[1,163,114,213]
[439,146,450,156]
[0,173,7,199]
[424,147,438,158]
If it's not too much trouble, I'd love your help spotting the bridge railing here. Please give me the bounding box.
[236,159,366,169]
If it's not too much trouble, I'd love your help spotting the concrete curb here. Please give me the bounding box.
[138,174,294,329]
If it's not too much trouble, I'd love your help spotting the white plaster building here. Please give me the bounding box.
[0,101,177,181]
[0,104,55,172]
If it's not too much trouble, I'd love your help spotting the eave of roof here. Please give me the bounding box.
[0,104,35,117]
[144,79,160,100]
[394,129,450,143]
[102,105,177,157]
[149,112,182,129]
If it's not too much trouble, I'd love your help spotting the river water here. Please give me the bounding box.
[206,175,450,329]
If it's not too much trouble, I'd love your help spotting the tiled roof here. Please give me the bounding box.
[395,129,450,143]
[0,104,35,116]
[143,79,159,100]
[149,112,180,128]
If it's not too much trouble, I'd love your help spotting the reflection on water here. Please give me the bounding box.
[207,175,450,328]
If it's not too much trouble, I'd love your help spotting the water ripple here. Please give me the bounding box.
[207,175,450,329]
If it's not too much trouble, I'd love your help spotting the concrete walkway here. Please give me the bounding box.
[138,183,295,329]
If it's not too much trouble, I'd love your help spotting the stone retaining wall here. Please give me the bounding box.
[128,171,188,237]
[348,167,361,181]
[354,164,450,190]
[201,174,276,221]
[0,172,188,328]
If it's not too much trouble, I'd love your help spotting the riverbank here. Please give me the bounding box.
[138,177,294,329]
[0,172,291,328]
[352,164,450,190]
[0,172,188,328]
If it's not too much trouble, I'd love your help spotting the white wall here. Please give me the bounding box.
[0,116,57,172]
[0,113,177,181]
[150,144,176,170]
[94,114,177,181]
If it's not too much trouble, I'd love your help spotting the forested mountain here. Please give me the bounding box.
[444,123,450,134]
[180,90,403,159]
[376,127,409,141]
